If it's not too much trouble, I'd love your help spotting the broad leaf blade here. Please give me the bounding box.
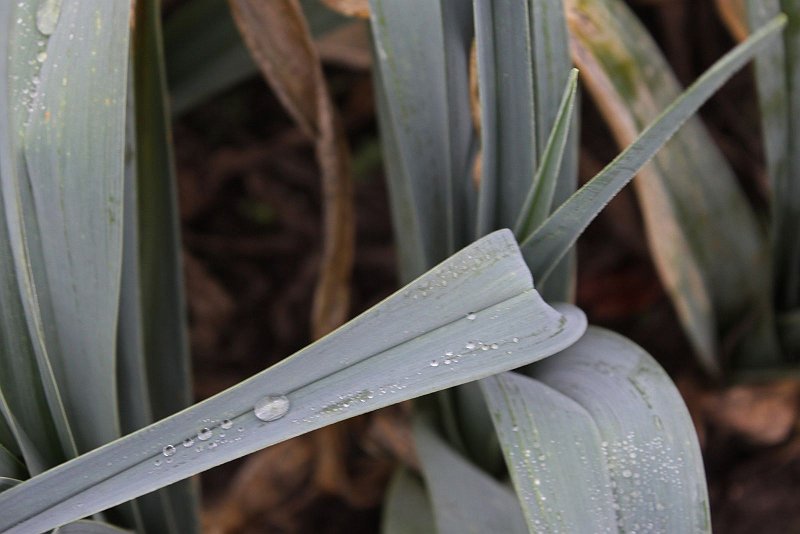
[381,468,436,534]
[567,0,780,373]
[523,14,785,292]
[0,0,77,472]
[21,0,131,454]
[368,0,474,273]
[474,0,537,236]
[414,420,527,534]
[482,328,710,533]
[0,230,587,533]
[748,0,800,315]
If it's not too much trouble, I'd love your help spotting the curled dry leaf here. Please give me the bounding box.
[229,0,356,502]
[321,0,370,19]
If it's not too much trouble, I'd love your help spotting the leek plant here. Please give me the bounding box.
[0,0,786,532]
[566,0,800,379]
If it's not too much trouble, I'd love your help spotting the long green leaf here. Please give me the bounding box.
[21,0,131,454]
[523,15,786,289]
[748,0,800,318]
[482,328,710,532]
[0,230,587,533]
[526,0,579,303]
[381,468,436,534]
[515,69,579,243]
[474,0,538,236]
[369,0,474,274]
[414,419,527,534]
[0,0,78,472]
[132,1,200,530]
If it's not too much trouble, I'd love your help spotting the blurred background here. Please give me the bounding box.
[160,0,800,531]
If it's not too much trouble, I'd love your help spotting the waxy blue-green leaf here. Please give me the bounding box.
[523,14,786,295]
[0,230,587,533]
[567,0,781,372]
[515,69,579,243]
[0,0,78,471]
[474,0,537,236]
[165,0,348,115]
[482,328,710,533]
[115,1,200,532]
[368,0,474,275]
[414,419,527,534]
[21,0,131,454]
[381,468,436,534]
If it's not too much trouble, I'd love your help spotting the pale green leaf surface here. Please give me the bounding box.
[474,0,537,235]
[0,0,77,469]
[532,328,710,532]
[369,0,473,268]
[515,69,579,243]
[570,0,780,371]
[381,468,436,534]
[414,420,527,534]
[22,0,131,454]
[523,15,786,287]
[0,230,587,533]
[483,328,710,533]
[481,371,617,533]
[371,54,428,282]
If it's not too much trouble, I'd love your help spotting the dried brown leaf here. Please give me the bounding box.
[229,0,356,504]
[321,0,370,19]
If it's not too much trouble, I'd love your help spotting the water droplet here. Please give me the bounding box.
[443,359,452,365]
[36,51,47,63]
[36,0,62,36]
[490,343,499,350]
[465,341,476,350]
[197,428,212,441]
[430,360,439,367]
[533,478,541,486]
[221,419,233,430]
[466,312,476,321]
[622,469,632,478]
[254,395,290,422]
[162,445,176,457]
[154,459,162,466]
[182,438,194,447]
[512,337,519,343]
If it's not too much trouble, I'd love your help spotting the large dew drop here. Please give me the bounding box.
[36,0,63,36]
[254,395,290,422]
